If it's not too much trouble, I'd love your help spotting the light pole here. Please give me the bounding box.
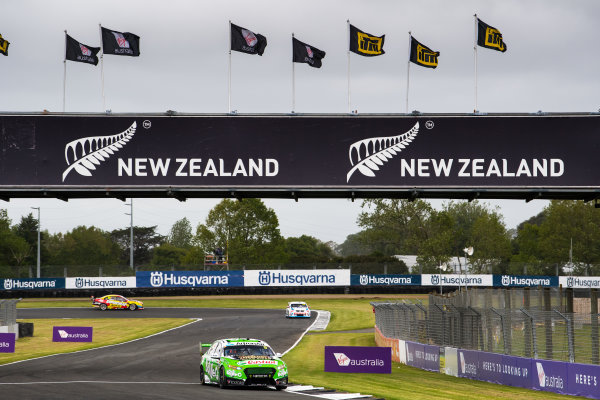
[125,199,133,269]
[31,207,40,278]
[463,246,473,303]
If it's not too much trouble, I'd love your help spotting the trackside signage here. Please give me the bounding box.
[52,326,93,342]
[244,269,351,287]
[405,341,440,372]
[0,333,15,353]
[422,274,492,287]
[1,278,65,290]
[136,271,243,288]
[494,275,557,287]
[351,274,421,286]
[560,276,600,289]
[66,277,136,289]
[324,346,391,373]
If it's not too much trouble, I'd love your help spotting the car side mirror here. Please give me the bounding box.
[276,353,282,358]
[199,343,211,354]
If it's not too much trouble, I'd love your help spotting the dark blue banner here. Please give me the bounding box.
[1,278,65,290]
[351,274,421,286]
[136,270,243,288]
[493,275,558,287]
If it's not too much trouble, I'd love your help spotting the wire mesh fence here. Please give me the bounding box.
[0,299,20,327]
[373,287,600,365]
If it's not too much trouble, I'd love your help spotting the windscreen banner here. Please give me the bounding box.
[136,270,244,288]
[421,274,493,287]
[1,114,599,194]
[1,278,65,290]
[65,277,137,289]
[352,274,421,286]
[244,269,351,287]
[494,275,558,287]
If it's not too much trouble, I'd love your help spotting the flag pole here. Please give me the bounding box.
[473,14,478,113]
[406,31,411,114]
[228,20,232,114]
[292,33,295,113]
[99,23,105,111]
[347,19,351,114]
[63,30,67,113]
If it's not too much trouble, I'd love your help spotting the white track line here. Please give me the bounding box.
[0,318,202,368]
[281,310,329,356]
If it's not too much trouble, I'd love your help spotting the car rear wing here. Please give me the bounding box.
[199,343,211,354]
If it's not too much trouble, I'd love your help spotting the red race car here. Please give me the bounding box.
[91,294,144,311]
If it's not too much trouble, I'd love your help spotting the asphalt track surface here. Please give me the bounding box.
[0,307,318,400]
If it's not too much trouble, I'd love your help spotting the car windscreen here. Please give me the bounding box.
[290,303,306,308]
[223,345,275,358]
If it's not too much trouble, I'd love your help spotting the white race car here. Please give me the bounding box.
[285,301,311,318]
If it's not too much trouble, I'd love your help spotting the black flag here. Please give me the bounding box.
[477,18,507,52]
[349,25,385,57]
[101,27,140,56]
[230,23,267,56]
[0,34,9,56]
[292,37,325,68]
[409,36,439,68]
[65,34,100,65]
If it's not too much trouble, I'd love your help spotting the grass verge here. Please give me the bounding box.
[0,318,192,365]
[283,332,575,400]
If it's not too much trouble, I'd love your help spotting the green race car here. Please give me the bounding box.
[199,338,288,390]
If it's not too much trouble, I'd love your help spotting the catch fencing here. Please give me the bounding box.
[0,299,20,328]
[373,287,600,365]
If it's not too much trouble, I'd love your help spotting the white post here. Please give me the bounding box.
[292,33,295,113]
[63,30,67,113]
[473,14,478,113]
[99,24,106,111]
[31,207,40,278]
[228,20,232,114]
[347,20,351,114]
[406,31,411,114]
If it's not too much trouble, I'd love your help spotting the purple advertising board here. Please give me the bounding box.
[567,362,600,398]
[532,359,568,395]
[324,346,391,374]
[0,332,15,353]
[405,341,440,372]
[503,355,533,389]
[52,326,93,342]
[457,349,480,379]
[405,341,423,369]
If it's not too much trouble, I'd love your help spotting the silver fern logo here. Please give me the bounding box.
[346,122,420,182]
[62,121,137,182]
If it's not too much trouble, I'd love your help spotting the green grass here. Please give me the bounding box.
[0,318,192,365]
[283,332,576,400]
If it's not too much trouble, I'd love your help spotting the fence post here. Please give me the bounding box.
[504,289,512,355]
[554,309,575,363]
[64,267,68,278]
[591,289,599,365]
[543,288,553,360]
[491,308,508,354]
[485,288,493,352]
[520,308,538,359]
[99,266,103,278]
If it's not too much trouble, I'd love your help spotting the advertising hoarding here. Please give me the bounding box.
[244,269,350,287]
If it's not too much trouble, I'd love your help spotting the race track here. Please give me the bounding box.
[0,307,317,400]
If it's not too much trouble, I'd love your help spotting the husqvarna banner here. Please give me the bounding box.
[244,269,351,287]
[421,274,493,287]
[559,276,600,289]
[1,278,65,290]
[352,274,421,286]
[136,271,243,288]
[494,275,558,287]
[0,114,599,195]
[66,277,137,289]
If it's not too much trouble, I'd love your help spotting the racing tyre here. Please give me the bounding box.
[199,365,206,385]
[276,385,287,391]
[218,367,228,389]
[99,303,107,311]
[128,304,137,311]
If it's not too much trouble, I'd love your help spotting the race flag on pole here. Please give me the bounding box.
[477,18,507,52]
[0,34,9,56]
[409,36,439,68]
[65,34,100,65]
[230,23,267,55]
[292,37,325,68]
[349,24,385,57]
[101,27,140,56]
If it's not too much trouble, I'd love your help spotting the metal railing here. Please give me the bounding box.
[0,299,20,327]
[373,287,600,365]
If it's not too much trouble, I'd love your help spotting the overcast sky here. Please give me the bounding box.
[2,0,598,243]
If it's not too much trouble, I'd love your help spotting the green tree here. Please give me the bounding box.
[193,199,284,264]
[416,210,454,273]
[0,210,34,267]
[168,217,193,248]
[12,213,47,266]
[151,243,187,267]
[49,226,121,265]
[284,235,334,263]
[469,212,512,273]
[337,232,373,257]
[111,226,165,266]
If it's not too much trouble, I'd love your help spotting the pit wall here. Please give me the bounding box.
[374,327,600,399]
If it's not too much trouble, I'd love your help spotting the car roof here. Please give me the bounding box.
[288,301,307,305]
[217,338,269,346]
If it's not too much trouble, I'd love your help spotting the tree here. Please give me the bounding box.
[49,226,121,265]
[469,212,512,273]
[284,235,334,263]
[168,217,193,248]
[337,232,374,257]
[416,210,454,273]
[110,226,165,266]
[12,213,45,266]
[193,199,284,264]
[0,210,33,267]
[152,243,187,267]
